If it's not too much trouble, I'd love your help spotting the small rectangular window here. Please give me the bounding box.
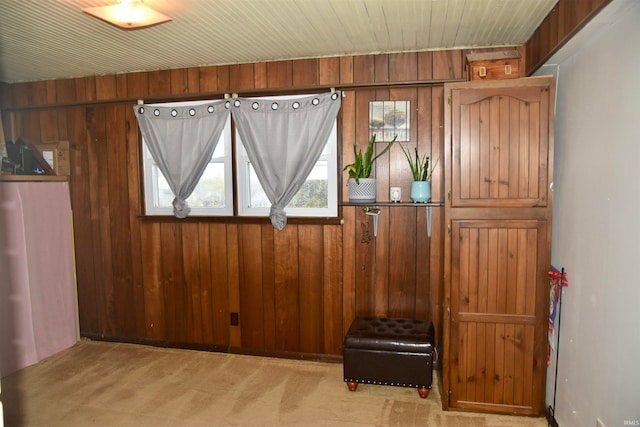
[236,118,338,218]
[140,95,337,219]
[142,104,233,216]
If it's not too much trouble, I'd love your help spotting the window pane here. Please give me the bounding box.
[248,166,270,208]
[191,163,227,208]
[152,164,174,207]
[247,161,329,209]
[212,139,224,157]
[289,161,328,208]
[152,163,227,209]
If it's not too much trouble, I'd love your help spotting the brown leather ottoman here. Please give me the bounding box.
[343,317,435,398]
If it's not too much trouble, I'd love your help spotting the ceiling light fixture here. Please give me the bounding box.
[82,0,171,30]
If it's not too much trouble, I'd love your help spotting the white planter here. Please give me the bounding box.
[348,178,376,203]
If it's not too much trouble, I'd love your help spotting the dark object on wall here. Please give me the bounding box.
[5,139,33,174]
[1,156,17,174]
[5,137,56,175]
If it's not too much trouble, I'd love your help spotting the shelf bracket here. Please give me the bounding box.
[360,204,434,237]
[363,206,380,237]
[374,214,378,237]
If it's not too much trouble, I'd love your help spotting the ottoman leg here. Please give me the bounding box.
[417,387,430,399]
[346,381,358,392]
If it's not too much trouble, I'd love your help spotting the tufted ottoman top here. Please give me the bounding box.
[344,317,434,353]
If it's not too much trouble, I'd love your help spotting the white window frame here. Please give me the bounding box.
[235,95,338,218]
[142,100,233,216]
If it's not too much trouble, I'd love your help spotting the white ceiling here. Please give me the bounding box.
[0,0,558,84]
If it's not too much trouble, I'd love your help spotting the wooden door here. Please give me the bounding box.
[443,76,554,416]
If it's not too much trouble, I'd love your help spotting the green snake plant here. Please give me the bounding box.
[400,145,439,181]
[343,134,397,184]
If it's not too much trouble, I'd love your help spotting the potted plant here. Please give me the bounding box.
[400,145,438,203]
[344,133,396,202]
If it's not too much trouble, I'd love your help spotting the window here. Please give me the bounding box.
[143,110,233,216]
[236,121,338,218]
[141,95,338,218]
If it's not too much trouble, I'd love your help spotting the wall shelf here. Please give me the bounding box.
[340,201,444,237]
[339,201,443,207]
[0,175,68,182]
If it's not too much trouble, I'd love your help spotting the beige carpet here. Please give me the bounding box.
[2,340,547,427]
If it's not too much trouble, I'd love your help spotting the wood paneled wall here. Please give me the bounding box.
[2,49,506,359]
[525,0,613,75]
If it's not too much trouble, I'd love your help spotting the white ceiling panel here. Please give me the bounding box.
[0,0,558,83]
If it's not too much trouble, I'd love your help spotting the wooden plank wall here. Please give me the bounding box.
[2,48,507,359]
[525,0,613,75]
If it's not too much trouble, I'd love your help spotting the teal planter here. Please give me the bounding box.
[410,181,431,203]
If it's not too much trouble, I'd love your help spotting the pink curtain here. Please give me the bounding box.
[0,182,79,378]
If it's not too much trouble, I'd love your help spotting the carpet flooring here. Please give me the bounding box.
[2,340,547,426]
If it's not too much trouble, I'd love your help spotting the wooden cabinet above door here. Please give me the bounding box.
[448,78,553,209]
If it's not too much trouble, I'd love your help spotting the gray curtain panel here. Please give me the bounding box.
[134,100,230,218]
[232,91,341,230]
